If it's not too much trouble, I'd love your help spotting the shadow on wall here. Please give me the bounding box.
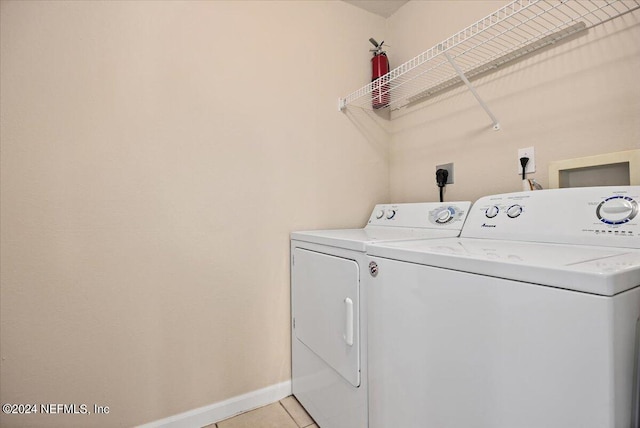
[342,106,391,157]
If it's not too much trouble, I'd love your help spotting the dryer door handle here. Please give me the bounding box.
[344,297,354,346]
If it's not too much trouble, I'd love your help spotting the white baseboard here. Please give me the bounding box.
[137,380,292,428]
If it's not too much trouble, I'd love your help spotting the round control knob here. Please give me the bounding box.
[435,208,453,224]
[596,196,638,225]
[375,209,385,219]
[485,206,499,218]
[507,204,523,218]
[386,209,396,219]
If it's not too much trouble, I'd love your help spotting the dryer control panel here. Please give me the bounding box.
[367,202,471,229]
[462,186,640,248]
[595,195,638,225]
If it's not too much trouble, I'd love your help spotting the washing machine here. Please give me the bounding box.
[367,186,640,428]
[291,201,471,428]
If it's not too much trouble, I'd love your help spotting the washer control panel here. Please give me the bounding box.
[463,186,640,248]
[367,202,471,229]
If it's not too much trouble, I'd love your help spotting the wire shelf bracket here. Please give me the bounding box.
[442,49,500,131]
[338,0,640,129]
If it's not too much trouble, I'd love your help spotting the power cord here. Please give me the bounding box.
[436,169,449,203]
[520,156,529,180]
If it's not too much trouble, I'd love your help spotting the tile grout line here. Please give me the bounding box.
[279,399,316,428]
[278,400,301,427]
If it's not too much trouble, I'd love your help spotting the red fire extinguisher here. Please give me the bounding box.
[369,38,389,109]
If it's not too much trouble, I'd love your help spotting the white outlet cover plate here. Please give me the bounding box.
[517,147,536,174]
[436,163,454,184]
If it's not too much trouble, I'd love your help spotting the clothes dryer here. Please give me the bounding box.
[291,202,471,428]
[367,187,640,428]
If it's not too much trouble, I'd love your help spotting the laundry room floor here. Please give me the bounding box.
[204,395,317,428]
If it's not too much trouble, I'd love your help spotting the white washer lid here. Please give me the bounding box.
[291,227,464,252]
[368,238,640,296]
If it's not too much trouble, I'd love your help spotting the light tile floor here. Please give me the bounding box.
[204,395,317,428]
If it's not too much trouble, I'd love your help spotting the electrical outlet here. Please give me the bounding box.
[436,163,454,184]
[517,147,535,175]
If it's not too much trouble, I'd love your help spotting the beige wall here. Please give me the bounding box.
[0,1,387,427]
[386,1,640,203]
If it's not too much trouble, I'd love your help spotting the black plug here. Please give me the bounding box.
[436,169,449,202]
[520,157,529,180]
[436,169,448,187]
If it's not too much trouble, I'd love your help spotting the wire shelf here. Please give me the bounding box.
[339,0,640,114]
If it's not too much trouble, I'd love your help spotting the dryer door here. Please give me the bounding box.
[292,248,360,387]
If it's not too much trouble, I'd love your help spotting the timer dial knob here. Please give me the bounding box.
[597,196,638,225]
[485,206,499,218]
[386,209,396,219]
[435,208,453,224]
[375,209,385,219]
[507,204,523,218]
